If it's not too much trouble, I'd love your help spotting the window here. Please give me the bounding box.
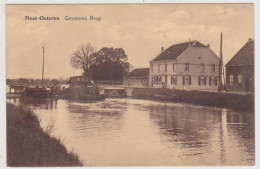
[185,64,189,72]
[198,76,207,85]
[183,76,191,85]
[173,63,176,71]
[230,74,234,86]
[151,64,153,73]
[238,74,242,84]
[154,76,162,84]
[200,64,205,73]
[158,76,161,83]
[211,65,215,73]
[158,64,160,72]
[164,75,168,85]
[171,75,177,85]
[165,64,167,71]
[209,77,218,86]
[185,76,190,85]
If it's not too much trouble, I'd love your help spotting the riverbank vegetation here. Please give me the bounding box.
[132,88,254,112]
[6,103,83,167]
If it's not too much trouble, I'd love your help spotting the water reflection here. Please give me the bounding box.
[148,104,254,165]
[66,102,125,139]
[6,98,255,166]
[18,99,58,110]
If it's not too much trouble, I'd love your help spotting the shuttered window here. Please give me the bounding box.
[208,77,218,86]
[154,76,162,84]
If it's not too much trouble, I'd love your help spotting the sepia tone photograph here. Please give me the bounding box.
[5,3,255,167]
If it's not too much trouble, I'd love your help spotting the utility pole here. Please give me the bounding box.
[42,44,45,87]
[218,33,223,92]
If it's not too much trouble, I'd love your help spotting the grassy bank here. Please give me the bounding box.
[6,103,83,167]
[132,88,254,112]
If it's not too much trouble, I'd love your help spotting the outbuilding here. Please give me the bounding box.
[225,39,254,92]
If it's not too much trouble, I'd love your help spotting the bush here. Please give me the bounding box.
[6,103,83,167]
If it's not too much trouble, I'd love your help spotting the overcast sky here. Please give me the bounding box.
[6,4,254,79]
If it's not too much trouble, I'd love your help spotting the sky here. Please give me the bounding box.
[6,4,254,79]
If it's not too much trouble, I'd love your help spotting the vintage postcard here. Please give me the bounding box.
[4,3,255,167]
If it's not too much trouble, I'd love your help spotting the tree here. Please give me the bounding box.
[70,43,96,77]
[51,79,59,85]
[90,47,130,81]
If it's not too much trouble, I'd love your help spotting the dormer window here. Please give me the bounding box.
[158,64,160,72]
[165,64,167,71]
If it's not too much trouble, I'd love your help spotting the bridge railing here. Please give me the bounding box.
[95,80,123,86]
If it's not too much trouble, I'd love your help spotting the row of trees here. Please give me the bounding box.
[71,43,130,81]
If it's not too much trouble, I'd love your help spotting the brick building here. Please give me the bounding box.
[225,39,254,92]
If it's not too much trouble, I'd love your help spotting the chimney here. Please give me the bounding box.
[161,47,164,51]
[207,44,210,48]
[248,38,253,42]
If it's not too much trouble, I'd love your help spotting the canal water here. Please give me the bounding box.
[7,98,254,166]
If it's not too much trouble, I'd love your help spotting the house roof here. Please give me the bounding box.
[127,68,149,78]
[152,40,207,61]
[226,40,254,66]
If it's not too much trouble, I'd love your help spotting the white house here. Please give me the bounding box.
[149,40,220,91]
